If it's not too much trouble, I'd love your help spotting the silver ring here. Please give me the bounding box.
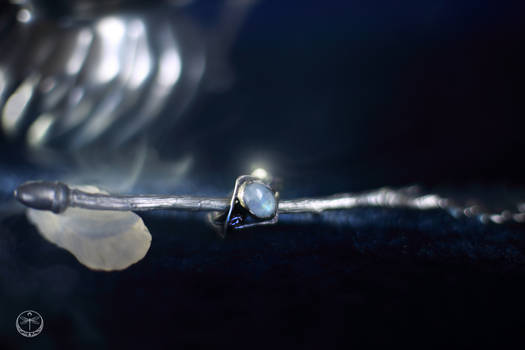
[14,173,524,238]
[207,175,280,237]
[14,174,284,238]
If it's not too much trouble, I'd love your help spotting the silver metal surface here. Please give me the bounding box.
[0,1,254,151]
[14,179,525,225]
[208,175,280,237]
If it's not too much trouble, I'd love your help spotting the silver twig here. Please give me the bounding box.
[14,179,525,232]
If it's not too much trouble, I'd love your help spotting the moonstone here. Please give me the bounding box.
[241,182,276,219]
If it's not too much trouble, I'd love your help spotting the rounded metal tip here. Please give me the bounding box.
[14,181,70,213]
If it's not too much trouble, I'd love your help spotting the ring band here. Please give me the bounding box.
[14,174,522,238]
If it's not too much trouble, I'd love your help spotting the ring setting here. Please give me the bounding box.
[209,175,279,237]
[14,172,520,241]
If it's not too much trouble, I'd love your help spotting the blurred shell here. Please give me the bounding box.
[26,185,151,271]
[0,8,206,151]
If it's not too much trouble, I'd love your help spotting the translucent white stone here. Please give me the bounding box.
[241,182,276,219]
[26,185,151,271]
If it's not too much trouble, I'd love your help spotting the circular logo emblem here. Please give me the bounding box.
[16,310,44,338]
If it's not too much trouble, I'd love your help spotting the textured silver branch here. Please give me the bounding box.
[71,190,229,212]
[278,188,445,213]
[14,181,525,224]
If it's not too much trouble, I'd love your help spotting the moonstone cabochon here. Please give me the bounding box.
[26,185,151,271]
[240,182,277,219]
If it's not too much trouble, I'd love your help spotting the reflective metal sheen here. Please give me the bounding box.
[14,179,525,225]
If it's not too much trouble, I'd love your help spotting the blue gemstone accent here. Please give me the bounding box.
[242,182,276,219]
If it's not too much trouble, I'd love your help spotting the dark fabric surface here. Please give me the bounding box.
[2,0,525,349]
[2,208,525,349]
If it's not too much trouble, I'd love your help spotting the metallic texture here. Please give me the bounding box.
[14,181,440,214]
[15,180,228,213]
[14,177,525,234]
[15,181,70,213]
[0,0,254,151]
[208,175,280,237]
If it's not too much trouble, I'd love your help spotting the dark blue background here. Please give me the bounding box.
[1,0,525,348]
